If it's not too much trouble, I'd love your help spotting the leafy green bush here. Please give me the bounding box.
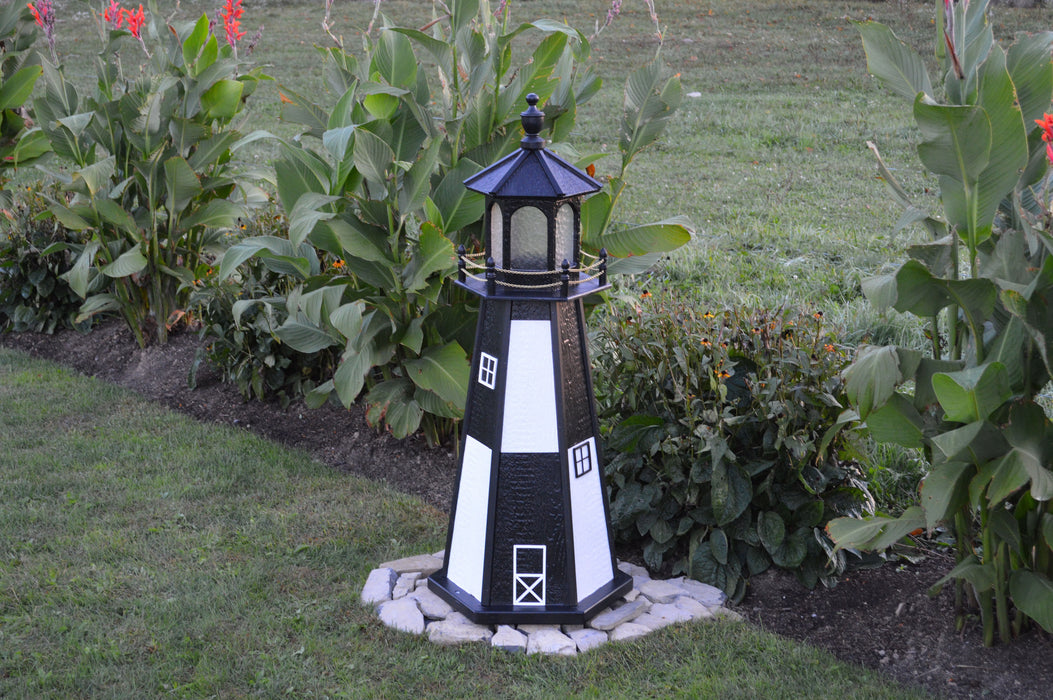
[221,0,691,442]
[593,298,873,601]
[0,186,95,334]
[190,214,336,407]
[31,2,269,347]
[828,0,1053,645]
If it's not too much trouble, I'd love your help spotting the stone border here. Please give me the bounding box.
[361,552,742,655]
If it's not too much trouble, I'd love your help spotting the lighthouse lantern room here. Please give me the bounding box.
[427,94,633,624]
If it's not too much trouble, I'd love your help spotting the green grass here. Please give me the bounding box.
[0,347,930,698]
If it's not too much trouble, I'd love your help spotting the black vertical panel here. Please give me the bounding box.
[510,300,551,321]
[464,299,511,449]
[555,300,596,447]
[488,453,568,606]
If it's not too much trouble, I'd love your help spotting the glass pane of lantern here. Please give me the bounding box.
[555,203,574,269]
[489,203,503,268]
[510,206,548,270]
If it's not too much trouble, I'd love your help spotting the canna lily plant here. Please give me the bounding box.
[827,0,1053,645]
[220,0,691,442]
[0,1,50,208]
[31,1,269,346]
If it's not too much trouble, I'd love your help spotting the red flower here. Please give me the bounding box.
[220,0,246,47]
[26,2,42,27]
[103,0,122,28]
[1036,113,1053,164]
[120,4,145,39]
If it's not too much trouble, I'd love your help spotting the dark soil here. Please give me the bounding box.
[2,320,1051,699]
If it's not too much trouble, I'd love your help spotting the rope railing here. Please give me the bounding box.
[456,245,608,294]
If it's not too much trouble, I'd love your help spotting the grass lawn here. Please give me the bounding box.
[0,347,929,698]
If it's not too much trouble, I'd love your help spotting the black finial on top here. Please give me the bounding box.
[520,93,545,150]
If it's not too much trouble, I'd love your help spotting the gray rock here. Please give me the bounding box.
[674,595,712,620]
[361,567,398,605]
[526,628,577,656]
[632,611,676,632]
[644,602,695,626]
[407,586,454,620]
[491,625,528,653]
[377,597,425,634]
[427,614,494,645]
[608,621,650,643]
[516,624,557,635]
[392,572,420,599]
[568,627,608,653]
[378,554,444,577]
[617,560,650,579]
[622,588,641,603]
[588,598,651,631]
[639,578,683,604]
[669,577,727,607]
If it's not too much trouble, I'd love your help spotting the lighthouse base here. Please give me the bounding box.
[427,569,633,625]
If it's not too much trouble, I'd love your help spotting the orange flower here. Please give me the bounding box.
[331,259,346,270]
[824,343,836,353]
[586,163,596,177]
[700,337,711,347]
[1036,113,1053,164]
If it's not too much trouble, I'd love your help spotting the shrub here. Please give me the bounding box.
[190,212,336,407]
[0,186,95,334]
[828,0,1053,644]
[593,298,873,601]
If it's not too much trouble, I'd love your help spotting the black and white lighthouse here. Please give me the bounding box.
[427,94,632,624]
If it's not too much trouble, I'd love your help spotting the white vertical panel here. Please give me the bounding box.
[446,436,492,601]
[501,320,558,453]
[568,437,614,600]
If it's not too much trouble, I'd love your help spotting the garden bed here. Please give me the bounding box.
[2,321,1051,699]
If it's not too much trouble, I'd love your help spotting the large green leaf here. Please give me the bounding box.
[711,460,752,526]
[1010,571,1053,633]
[366,379,423,438]
[201,79,244,121]
[920,461,972,529]
[969,46,1029,249]
[930,554,995,595]
[164,156,203,215]
[865,392,924,448]
[180,200,244,232]
[1006,31,1053,129]
[372,28,418,90]
[288,193,341,247]
[843,345,902,419]
[403,342,469,408]
[855,20,933,101]
[931,420,1005,465]
[913,98,991,183]
[99,246,147,278]
[402,224,456,294]
[0,65,41,111]
[431,159,484,236]
[275,318,339,353]
[826,506,926,552]
[353,128,395,187]
[932,362,1010,423]
[598,216,693,258]
[892,260,952,317]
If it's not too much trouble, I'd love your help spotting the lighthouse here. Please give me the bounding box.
[427,94,632,624]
